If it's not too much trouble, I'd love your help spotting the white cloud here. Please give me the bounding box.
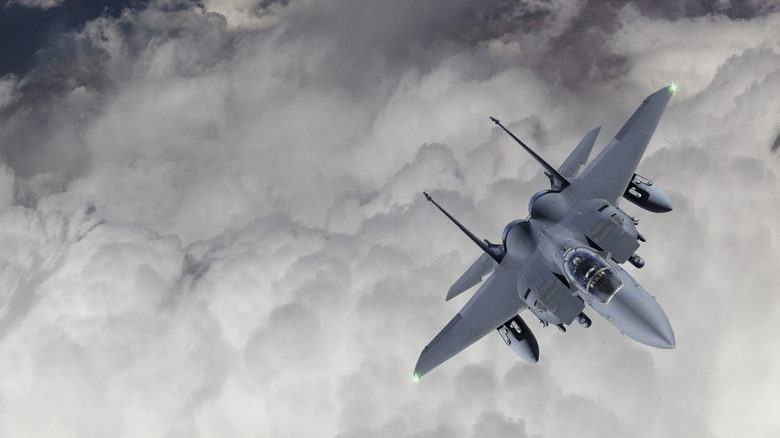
[200,0,283,30]
[608,6,780,96]
[0,75,22,112]
[1,1,780,437]
[7,0,65,10]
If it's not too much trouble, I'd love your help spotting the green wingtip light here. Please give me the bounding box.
[413,372,421,382]
[670,83,678,94]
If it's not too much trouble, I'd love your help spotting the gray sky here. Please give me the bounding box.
[1,0,779,436]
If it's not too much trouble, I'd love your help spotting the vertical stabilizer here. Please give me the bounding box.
[423,192,504,263]
[490,117,570,190]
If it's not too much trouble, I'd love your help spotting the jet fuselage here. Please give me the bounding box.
[504,190,674,348]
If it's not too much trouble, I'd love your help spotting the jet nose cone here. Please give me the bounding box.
[622,298,675,349]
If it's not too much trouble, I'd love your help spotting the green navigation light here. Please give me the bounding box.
[413,372,421,382]
[670,83,678,94]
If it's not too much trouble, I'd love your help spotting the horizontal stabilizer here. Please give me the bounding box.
[558,126,600,180]
[446,252,498,301]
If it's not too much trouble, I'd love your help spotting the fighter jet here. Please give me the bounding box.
[414,85,677,379]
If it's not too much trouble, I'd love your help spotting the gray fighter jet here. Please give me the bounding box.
[414,85,677,380]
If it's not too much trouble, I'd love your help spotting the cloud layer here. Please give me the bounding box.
[1,1,780,436]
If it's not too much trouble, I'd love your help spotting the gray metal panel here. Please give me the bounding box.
[530,269,585,325]
[571,87,674,204]
[607,233,640,263]
[585,217,639,263]
[560,200,640,263]
[555,295,586,325]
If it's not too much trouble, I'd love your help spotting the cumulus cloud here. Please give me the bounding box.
[1,0,780,437]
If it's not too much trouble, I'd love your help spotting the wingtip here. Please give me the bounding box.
[423,191,432,201]
[650,85,675,99]
[489,116,500,124]
[444,288,456,301]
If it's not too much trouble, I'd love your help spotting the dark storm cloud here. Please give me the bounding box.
[0,0,149,76]
[0,1,779,437]
[634,0,778,19]
[0,0,149,183]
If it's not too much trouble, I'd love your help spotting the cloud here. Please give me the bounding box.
[6,0,65,10]
[0,75,21,111]
[1,1,780,437]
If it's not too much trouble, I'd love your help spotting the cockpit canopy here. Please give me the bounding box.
[564,248,623,304]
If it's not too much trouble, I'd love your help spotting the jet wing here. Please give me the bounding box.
[569,86,674,204]
[414,266,527,378]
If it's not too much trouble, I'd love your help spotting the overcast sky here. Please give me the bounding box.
[1,0,779,437]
